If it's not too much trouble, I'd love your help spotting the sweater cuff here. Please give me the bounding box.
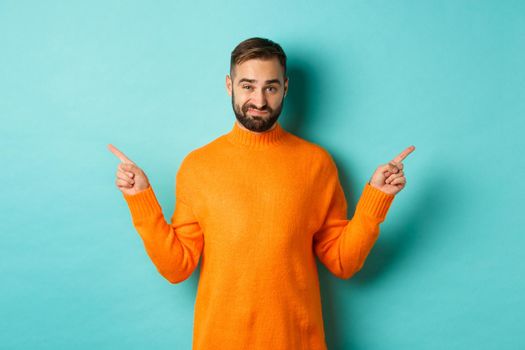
[122,186,162,219]
[355,183,395,221]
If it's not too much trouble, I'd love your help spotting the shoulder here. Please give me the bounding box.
[287,132,337,169]
[177,133,225,172]
[175,141,216,195]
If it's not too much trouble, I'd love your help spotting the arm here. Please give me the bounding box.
[313,157,394,279]
[123,172,203,284]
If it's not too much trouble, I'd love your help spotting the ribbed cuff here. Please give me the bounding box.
[355,183,395,220]
[122,186,162,219]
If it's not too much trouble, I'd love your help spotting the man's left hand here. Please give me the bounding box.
[369,145,416,195]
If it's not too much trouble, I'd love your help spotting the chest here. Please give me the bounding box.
[192,155,324,251]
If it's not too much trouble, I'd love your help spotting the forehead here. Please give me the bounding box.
[233,57,284,82]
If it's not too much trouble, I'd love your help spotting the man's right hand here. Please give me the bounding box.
[108,144,151,196]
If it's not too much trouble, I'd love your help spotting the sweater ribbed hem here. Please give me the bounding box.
[355,183,395,220]
[226,121,287,149]
[122,186,162,219]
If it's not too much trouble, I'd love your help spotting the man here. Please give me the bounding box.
[109,37,415,350]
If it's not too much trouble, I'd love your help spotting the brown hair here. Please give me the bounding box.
[230,37,287,78]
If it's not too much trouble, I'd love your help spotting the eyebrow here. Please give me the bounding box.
[237,78,282,86]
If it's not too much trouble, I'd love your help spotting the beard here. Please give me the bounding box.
[231,90,285,132]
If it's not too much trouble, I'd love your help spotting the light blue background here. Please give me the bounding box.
[1,1,524,349]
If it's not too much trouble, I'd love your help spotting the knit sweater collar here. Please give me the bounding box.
[226,120,287,149]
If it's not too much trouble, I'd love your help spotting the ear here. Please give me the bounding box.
[226,74,232,96]
[284,76,289,97]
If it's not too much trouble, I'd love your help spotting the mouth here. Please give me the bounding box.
[247,108,269,116]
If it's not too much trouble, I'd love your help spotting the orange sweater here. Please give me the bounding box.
[123,121,395,350]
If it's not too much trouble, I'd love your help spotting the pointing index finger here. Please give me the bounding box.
[108,144,135,164]
[392,145,416,164]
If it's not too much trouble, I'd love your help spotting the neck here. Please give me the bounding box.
[226,119,287,149]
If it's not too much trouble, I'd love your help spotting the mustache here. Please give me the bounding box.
[243,104,272,113]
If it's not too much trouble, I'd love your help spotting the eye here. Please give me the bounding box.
[242,85,253,90]
[266,86,277,92]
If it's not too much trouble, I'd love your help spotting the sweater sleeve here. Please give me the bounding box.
[313,157,395,279]
[122,164,203,284]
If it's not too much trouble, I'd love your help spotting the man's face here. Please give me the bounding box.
[226,57,288,132]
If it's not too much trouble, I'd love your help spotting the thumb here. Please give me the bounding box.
[371,163,397,183]
[378,163,399,175]
[119,162,141,174]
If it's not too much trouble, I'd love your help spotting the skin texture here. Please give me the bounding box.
[109,56,415,196]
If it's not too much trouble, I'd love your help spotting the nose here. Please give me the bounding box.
[251,89,267,109]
